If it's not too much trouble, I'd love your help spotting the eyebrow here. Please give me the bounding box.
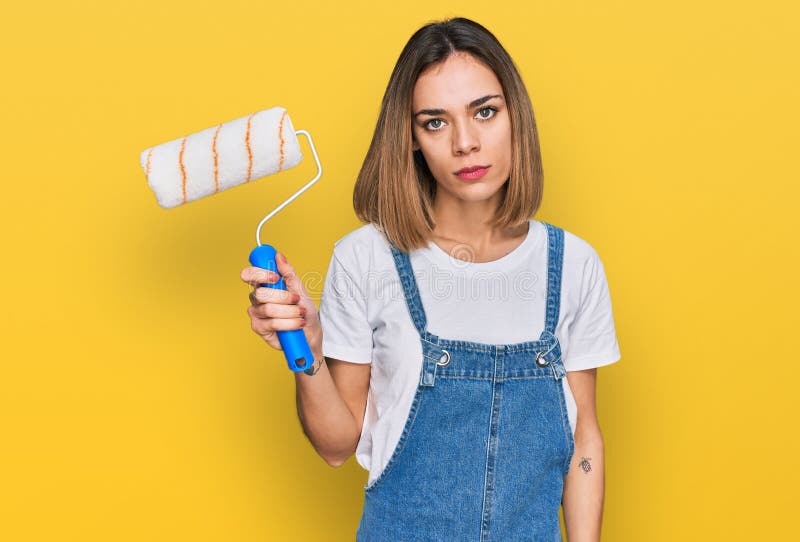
[413,94,504,117]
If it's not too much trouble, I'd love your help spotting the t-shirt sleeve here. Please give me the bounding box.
[318,249,373,364]
[564,249,621,371]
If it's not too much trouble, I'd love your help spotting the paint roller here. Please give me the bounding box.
[139,106,322,374]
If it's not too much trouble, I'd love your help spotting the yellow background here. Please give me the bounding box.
[2,1,797,540]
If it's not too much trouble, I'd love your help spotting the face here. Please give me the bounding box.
[411,52,512,205]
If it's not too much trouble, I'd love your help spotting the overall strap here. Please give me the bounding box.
[389,222,564,339]
[541,221,565,336]
[388,245,428,336]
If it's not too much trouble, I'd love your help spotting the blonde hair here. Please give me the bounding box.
[353,17,545,253]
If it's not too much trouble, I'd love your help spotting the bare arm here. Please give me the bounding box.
[562,368,605,542]
[241,255,370,468]
[294,353,371,467]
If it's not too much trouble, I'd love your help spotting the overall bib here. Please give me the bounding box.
[356,222,575,542]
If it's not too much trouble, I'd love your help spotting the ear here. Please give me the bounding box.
[412,139,420,151]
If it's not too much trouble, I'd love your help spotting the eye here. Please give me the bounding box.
[421,106,498,132]
[424,118,444,131]
[477,106,497,120]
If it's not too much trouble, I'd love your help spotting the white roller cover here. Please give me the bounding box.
[140,106,303,209]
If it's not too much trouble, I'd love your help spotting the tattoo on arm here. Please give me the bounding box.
[579,456,592,473]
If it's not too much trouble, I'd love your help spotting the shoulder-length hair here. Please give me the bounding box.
[353,17,544,253]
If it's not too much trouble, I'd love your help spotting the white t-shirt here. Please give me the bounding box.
[319,219,621,486]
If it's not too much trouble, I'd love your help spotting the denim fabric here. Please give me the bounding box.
[356,222,575,542]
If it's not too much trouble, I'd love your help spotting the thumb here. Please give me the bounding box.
[275,252,306,297]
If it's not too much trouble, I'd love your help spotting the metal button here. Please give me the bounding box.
[535,351,549,367]
[437,349,451,367]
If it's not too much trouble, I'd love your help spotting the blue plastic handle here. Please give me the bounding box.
[249,244,315,373]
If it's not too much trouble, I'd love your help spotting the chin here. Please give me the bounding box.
[446,184,505,202]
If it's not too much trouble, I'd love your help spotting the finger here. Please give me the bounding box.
[250,314,306,334]
[246,308,285,352]
[268,317,307,331]
[274,253,305,297]
[241,266,281,287]
[249,314,277,339]
[263,336,282,351]
[257,302,306,320]
[250,286,300,305]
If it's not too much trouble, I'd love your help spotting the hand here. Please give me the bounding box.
[241,252,322,354]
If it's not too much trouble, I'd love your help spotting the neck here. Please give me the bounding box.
[433,191,502,243]
[431,190,519,248]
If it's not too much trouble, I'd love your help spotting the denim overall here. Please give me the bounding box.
[356,222,575,542]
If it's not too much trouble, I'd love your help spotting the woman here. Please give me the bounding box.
[241,17,621,541]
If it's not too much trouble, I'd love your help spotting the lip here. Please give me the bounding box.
[455,164,489,174]
[455,165,490,180]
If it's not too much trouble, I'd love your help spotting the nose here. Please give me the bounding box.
[451,120,480,155]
